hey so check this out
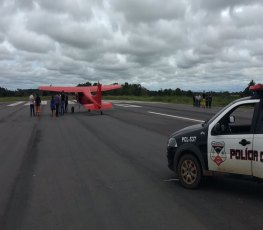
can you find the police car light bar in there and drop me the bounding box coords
[250,84,263,98]
[249,84,263,92]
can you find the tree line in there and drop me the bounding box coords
[0,87,36,97]
[76,80,257,97]
[0,80,256,97]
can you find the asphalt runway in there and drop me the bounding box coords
[0,100,262,230]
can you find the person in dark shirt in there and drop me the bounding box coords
[50,96,56,117]
[65,95,69,113]
[54,93,60,117]
[35,94,41,117]
[60,91,65,115]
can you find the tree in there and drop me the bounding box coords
[241,80,256,97]
[175,88,182,96]
[77,81,92,86]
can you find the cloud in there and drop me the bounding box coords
[111,0,186,23]
[0,0,263,91]
[191,0,262,11]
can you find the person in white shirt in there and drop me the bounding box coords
[29,94,35,116]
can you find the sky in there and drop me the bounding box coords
[0,0,263,92]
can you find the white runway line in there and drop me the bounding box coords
[148,111,204,123]
[8,101,25,107]
[68,100,76,104]
[114,104,142,108]
[163,178,179,182]
[24,100,47,106]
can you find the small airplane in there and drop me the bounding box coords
[38,83,122,115]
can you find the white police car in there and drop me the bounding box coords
[167,84,263,189]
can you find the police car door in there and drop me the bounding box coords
[207,100,259,175]
[252,102,263,179]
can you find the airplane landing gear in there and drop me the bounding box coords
[100,110,103,115]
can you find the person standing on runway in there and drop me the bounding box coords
[54,93,60,117]
[65,94,69,113]
[35,94,41,117]
[60,91,65,115]
[29,93,35,117]
[50,95,56,117]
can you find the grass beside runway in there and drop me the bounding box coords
[104,95,240,107]
[0,96,51,102]
[0,95,75,103]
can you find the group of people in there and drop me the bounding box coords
[50,92,69,117]
[29,94,41,117]
[193,92,212,108]
[29,91,69,117]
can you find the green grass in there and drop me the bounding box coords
[212,95,240,107]
[0,96,52,102]
[0,96,29,102]
[104,95,193,103]
[104,95,240,107]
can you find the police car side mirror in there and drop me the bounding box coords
[229,115,235,123]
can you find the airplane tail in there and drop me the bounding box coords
[82,82,116,112]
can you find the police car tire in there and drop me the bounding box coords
[178,154,202,189]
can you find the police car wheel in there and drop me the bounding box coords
[178,154,202,189]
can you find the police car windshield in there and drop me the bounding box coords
[206,97,251,126]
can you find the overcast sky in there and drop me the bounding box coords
[0,0,262,92]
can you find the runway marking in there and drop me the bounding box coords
[115,104,142,108]
[163,178,179,182]
[68,100,76,104]
[24,100,47,106]
[8,101,25,106]
[148,111,204,123]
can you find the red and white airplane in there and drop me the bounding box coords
[38,83,122,114]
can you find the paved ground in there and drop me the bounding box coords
[0,100,262,230]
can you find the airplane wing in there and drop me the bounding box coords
[38,86,87,93]
[38,84,122,93]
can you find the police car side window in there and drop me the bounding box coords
[232,103,256,134]
[216,103,256,135]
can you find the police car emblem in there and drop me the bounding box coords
[210,141,226,166]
